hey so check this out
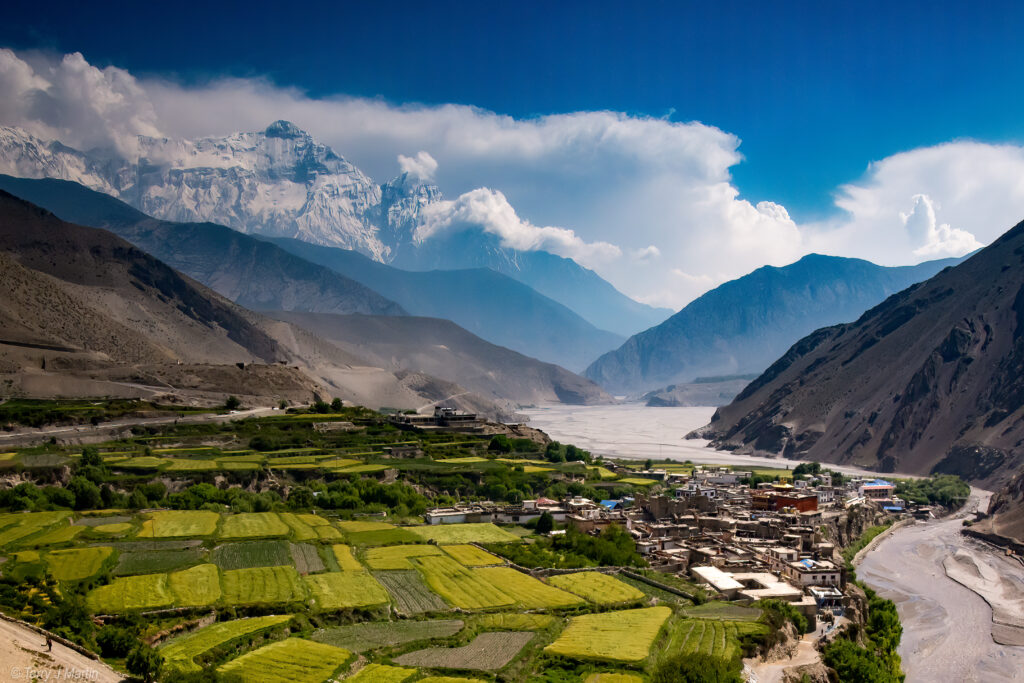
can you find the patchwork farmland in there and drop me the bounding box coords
[0,401,785,682]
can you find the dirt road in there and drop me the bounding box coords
[0,618,124,682]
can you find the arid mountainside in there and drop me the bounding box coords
[696,219,1024,490]
[271,311,612,405]
[0,191,512,417]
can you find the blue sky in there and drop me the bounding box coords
[2,1,1024,307]
[4,0,1023,220]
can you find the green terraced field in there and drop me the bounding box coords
[330,544,364,572]
[210,540,292,570]
[161,615,294,672]
[441,544,503,566]
[87,572,173,612]
[344,528,421,546]
[219,512,290,539]
[167,563,221,607]
[45,546,113,581]
[303,571,390,610]
[365,544,442,570]
[408,523,520,544]
[414,556,513,610]
[114,547,206,576]
[345,664,416,682]
[544,606,672,663]
[547,572,646,606]
[217,638,351,683]
[221,566,307,606]
[477,567,585,609]
[138,510,220,538]
[374,570,451,614]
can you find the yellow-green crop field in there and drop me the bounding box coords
[220,512,290,539]
[408,523,520,544]
[441,544,503,566]
[160,615,294,672]
[331,544,365,571]
[138,510,219,538]
[92,522,133,535]
[584,674,645,683]
[217,638,351,683]
[23,524,84,547]
[87,572,174,612]
[414,556,513,610]
[221,565,307,606]
[547,572,646,606]
[164,459,219,471]
[419,677,488,683]
[45,546,112,581]
[0,511,71,547]
[474,613,556,630]
[477,567,585,609]
[334,464,389,474]
[615,478,658,487]
[365,544,442,570]
[279,512,326,541]
[168,563,221,606]
[346,663,417,682]
[336,520,395,532]
[304,571,390,610]
[544,606,672,663]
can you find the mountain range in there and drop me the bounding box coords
[0,123,669,339]
[585,253,965,394]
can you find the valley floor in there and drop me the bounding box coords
[857,489,1024,682]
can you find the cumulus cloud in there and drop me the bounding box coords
[397,150,438,181]
[416,188,622,268]
[1,48,1023,309]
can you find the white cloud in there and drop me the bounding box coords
[1,49,1023,310]
[397,150,438,181]
[416,187,622,268]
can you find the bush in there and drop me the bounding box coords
[126,644,163,682]
[97,625,136,657]
[652,653,742,683]
[224,396,241,411]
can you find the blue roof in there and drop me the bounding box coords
[799,559,815,568]
[865,479,894,487]
[883,505,903,511]
[599,500,619,509]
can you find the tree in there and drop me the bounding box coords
[224,396,241,410]
[652,653,741,683]
[287,486,315,510]
[645,458,654,470]
[67,476,101,510]
[536,511,554,535]
[97,625,136,657]
[126,644,163,682]
[488,435,512,453]
[128,489,149,510]
[330,398,343,411]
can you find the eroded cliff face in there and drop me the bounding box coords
[696,219,1024,489]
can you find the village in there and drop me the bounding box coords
[424,463,921,632]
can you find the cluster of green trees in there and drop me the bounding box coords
[486,524,645,568]
[822,585,904,683]
[896,474,970,507]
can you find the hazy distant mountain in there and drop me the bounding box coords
[0,123,668,337]
[271,311,612,406]
[585,253,965,394]
[265,237,624,372]
[697,221,1024,489]
[392,229,672,337]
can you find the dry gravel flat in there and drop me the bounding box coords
[0,618,124,683]
[858,489,1024,682]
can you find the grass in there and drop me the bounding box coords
[336,520,395,532]
[441,544,504,566]
[114,547,205,576]
[210,540,292,570]
[278,512,324,541]
[544,606,672,663]
[394,630,534,671]
[163,459,219,472]
[615,478,658,487]
[87,572,174,613]
[219,512,290,539]
[217,638,351,683]
[414,555,513,610]
[221,566,307,606]
[303,571,391,610]
[374,570,451,614]
[419,677,488,683]
[168,563,221,607]
[312,619,464,653]
[547,572,646,606]
[21,524,85,547]
[661,617,768,662]
[0,511,72,547]
[138,510,219,538]
[330,544,364,572]
[584,674,644,683]
[114,456,171,469]
[160,615,294,673]
[45,547,113,581]
[345,664,416,682]
[408,523,521,544]
[334,464,389,474]
[92,522,133,536]
[365,544,443,570]
[477,567,585,609]
[681,602,763,621]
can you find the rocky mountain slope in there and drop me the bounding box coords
[0,123,667,337]
[586,253,964,394]
[271,311,612,406]
[695,220,1024,489]
[0,191,512,417]
[267,237,624,372]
